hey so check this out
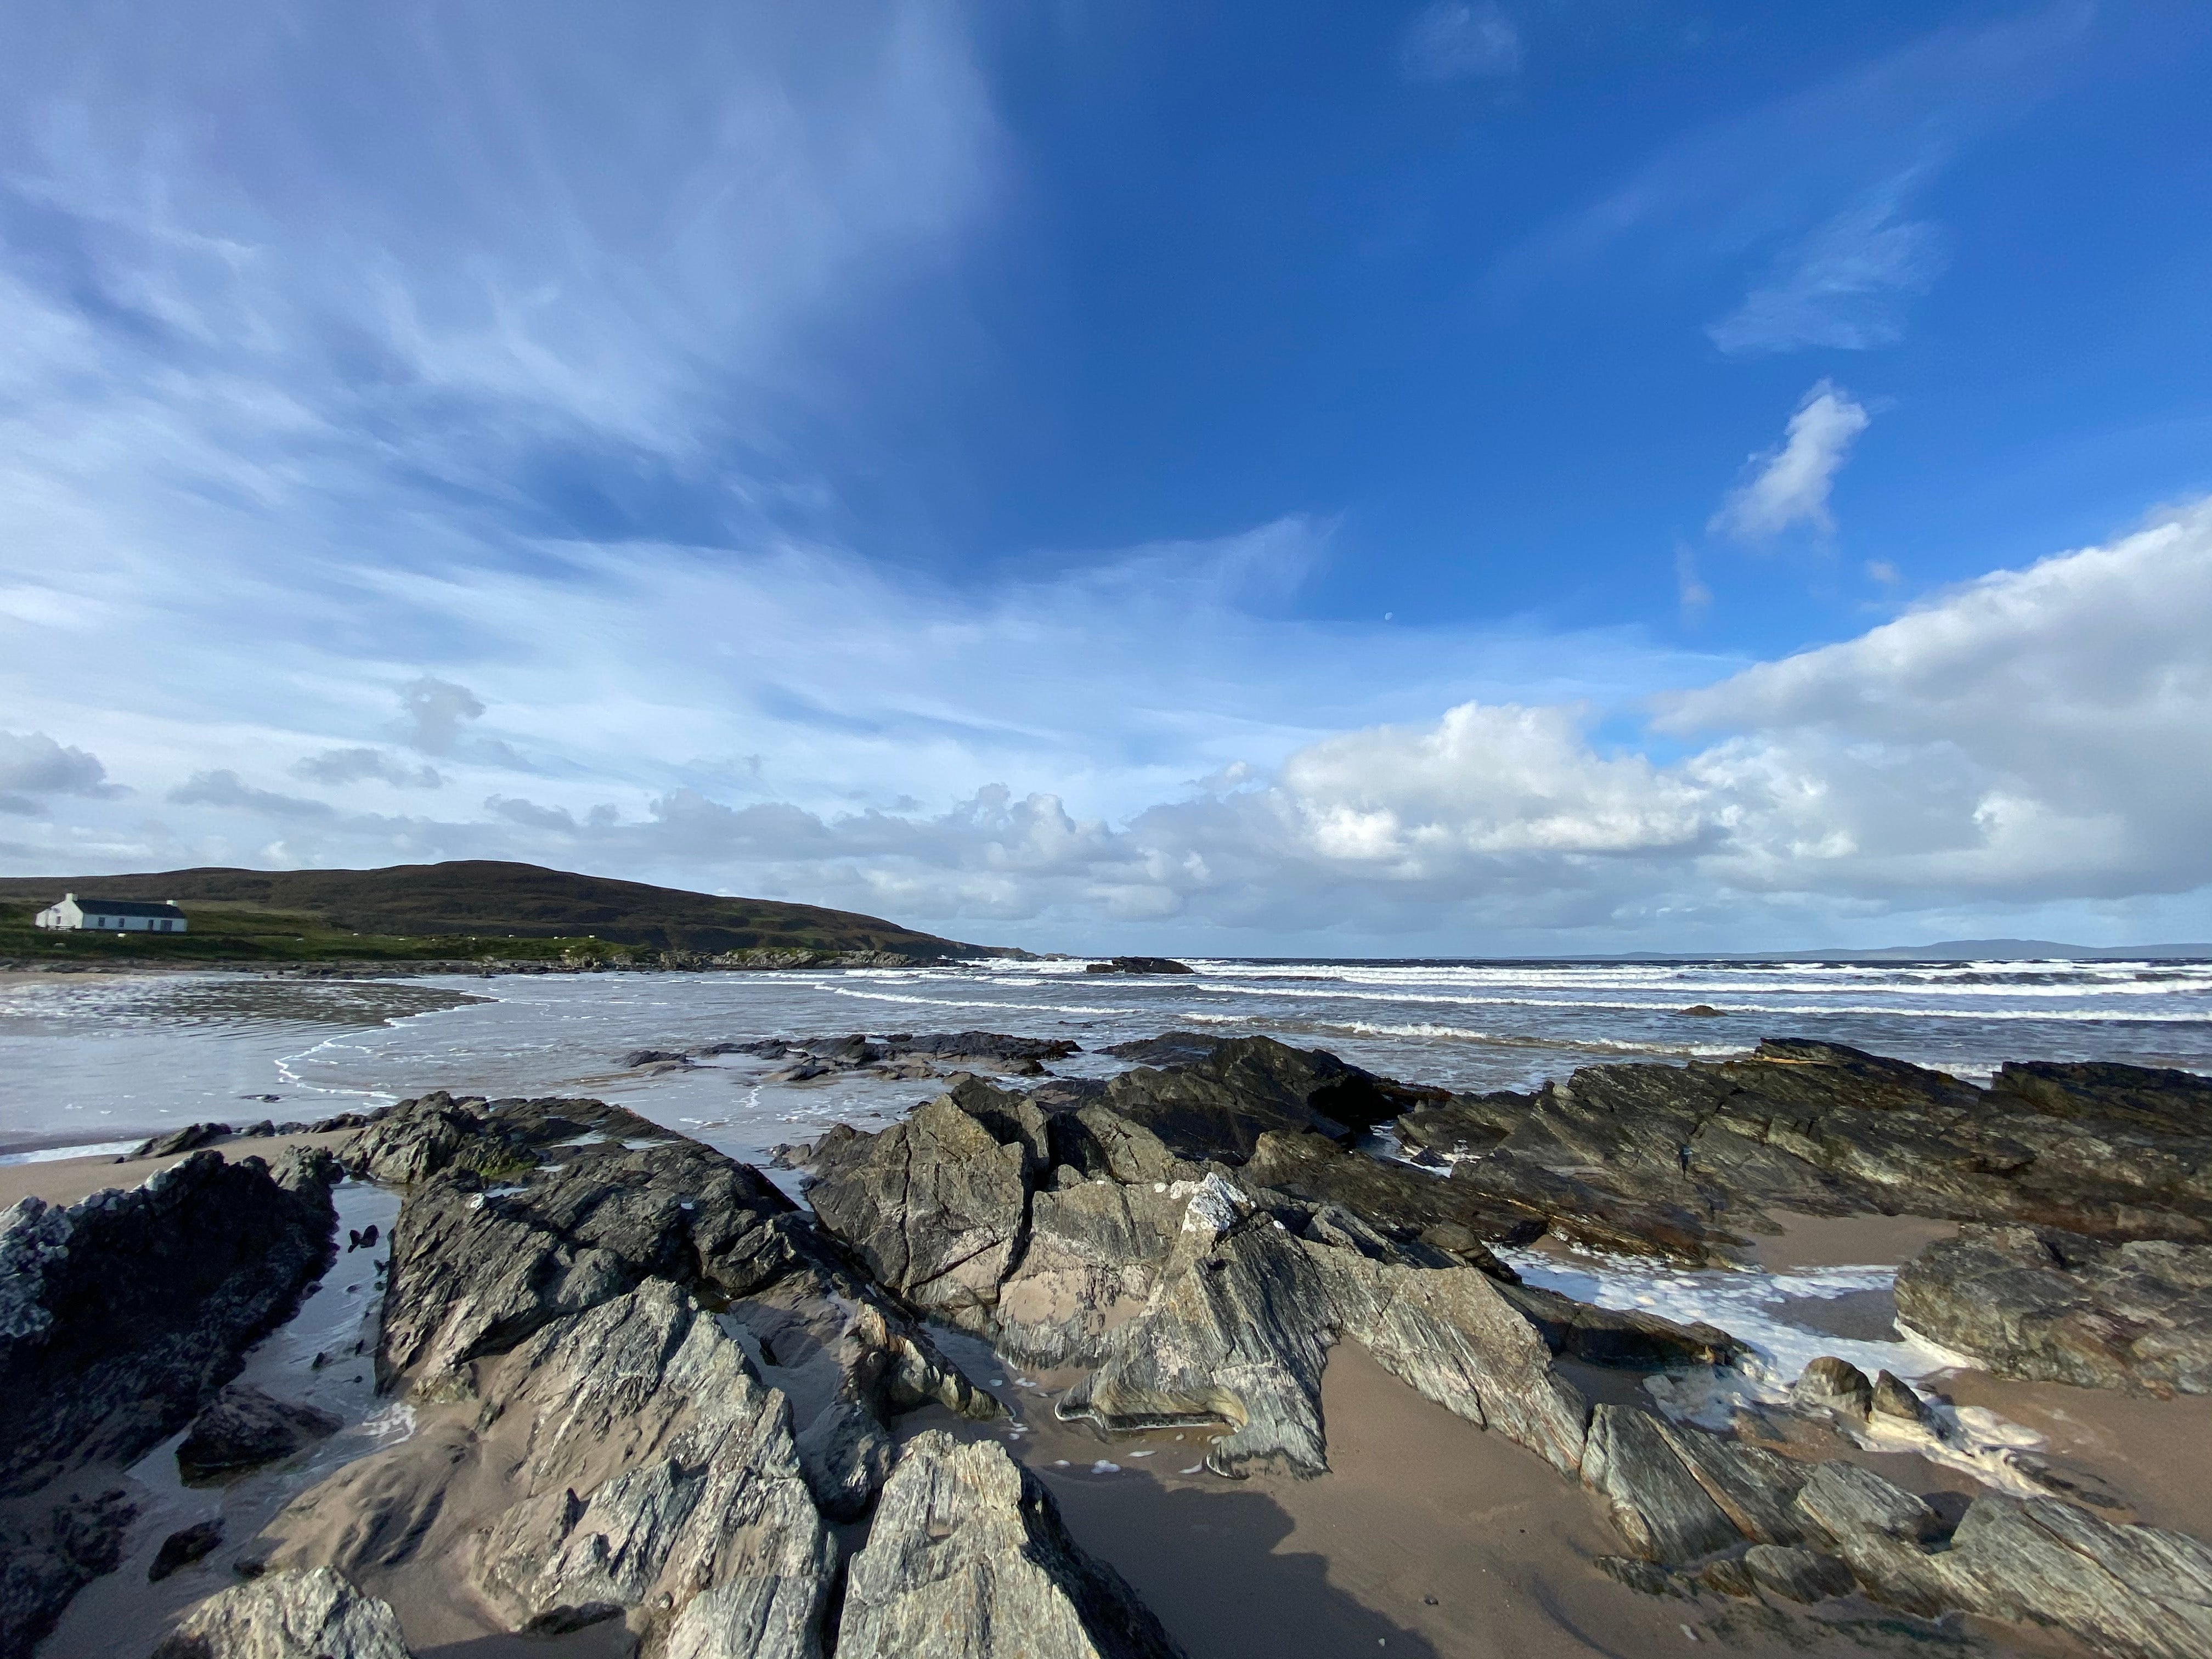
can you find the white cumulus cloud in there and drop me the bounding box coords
[1710,381,1871,540]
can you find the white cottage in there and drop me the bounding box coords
[35,894,189,933]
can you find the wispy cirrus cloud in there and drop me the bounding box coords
[1398,3,1522,83]
[1707,176,1948,355]
[1493,3,2089,350]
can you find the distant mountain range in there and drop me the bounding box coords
[1607,939,2212,963]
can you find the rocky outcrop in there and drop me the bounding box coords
[0,1148,337,1489]
[469,1283,835,1655]
[1895,1224,2212,1395]
[640,1031,1082,1082]
[840,1431,1186,1659]
[151,1566,410,1659]
[356,1093,863,1395]
[212,1092,1190,1659]
[806,1097,1031,1327]
[177,1385,343,1481]
[1392,1040,2212,1263]
[1082,957,1194,975]
[0,1491,134,1659]
[1094,1034,1415,1162]
[0,1149,336,1654]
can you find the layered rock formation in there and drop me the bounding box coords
[1895,1223,2212,1395]
[1396,1039,2212,1264]
[202,1091,1174,1659]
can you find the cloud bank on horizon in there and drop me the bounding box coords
[2,1,2208,955]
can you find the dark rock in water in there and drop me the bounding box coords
[1098,1033,1409,1163]
[151,1566,410,1659]
[619,1047,690,1068]
[177,1385,342,1481]
[129,1123,233,1159]
[1679,1005,1725,1017]
[1239,1130,1537,1264]
[1870,1369,1930,1425]
[837,1430,1188,1659]
[1792,1356,1874,1423]
[888,1031,1082,1063]
[148,1519,224,1583]
[1376,1039,2212,1263]
[0,1489,134,1659]
[0,1148,338,1490]
[1742,1544,1852,1603]
[1985,1060,2212,1139]
[1082,957,1195,975]
[1894,1223,2212,1395]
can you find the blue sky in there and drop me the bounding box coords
[2,1,2209,953]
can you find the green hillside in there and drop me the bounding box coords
[0,860,1013,967]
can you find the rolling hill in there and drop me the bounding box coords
[0,860,1016,965]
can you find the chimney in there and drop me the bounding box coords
[167,898,179,907]
[64,891,74,901]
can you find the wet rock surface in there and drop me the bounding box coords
[1896,1223,2212,1395]
[1393,1039,2212,1265]
[14,1030,2211,1659]
[0,1147,338,1654]
[176,1385,343,1482]
[628,1030,1084,1082]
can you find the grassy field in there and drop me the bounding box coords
[0,860,1009,967]
[0,899,635,966]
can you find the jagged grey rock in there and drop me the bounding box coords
[1940,1494,2212,1659]
[1895,1224,2212,1395]
[1647,1418,1805,1547]
[0,1148,337,1487]
[361,1093,899,1396]
[1578,1406,1741,1564]
[1791,1462,1940,1545]
[151,1566,411,1659]
[1741,1544,1853,1603]
[837,1430,1186,1659]
[994,1179,1192,1366]
[466,1281,834,1655]
[805,1096,1030,1328]
[1095,1034,1409,1161]
[177,1385,342,1480]
[1393,1041,2212,1264]
[0,1489,134,1659]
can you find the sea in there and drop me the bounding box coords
[4,955,2208,1413]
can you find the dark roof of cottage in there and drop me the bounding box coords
[64,897,185,918]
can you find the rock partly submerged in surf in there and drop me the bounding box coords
[1895,1222,2212,1396]
[1394,1038,2212,1265]
[177,1385,343,1482]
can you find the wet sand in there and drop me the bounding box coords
[1926,1370,2212,1541]
[0,1132,354,1211]
[1744,1210,1958,1272]
[938,1341,2021,1658]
